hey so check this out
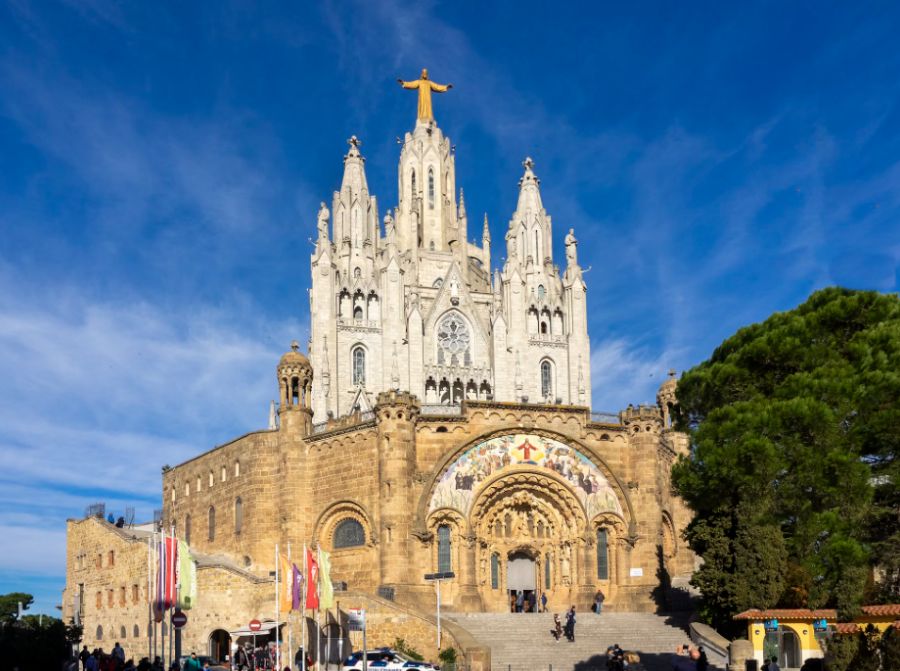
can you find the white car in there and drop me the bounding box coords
[342,648,439,670]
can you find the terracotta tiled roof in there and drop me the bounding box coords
[834,623,860,634]
[860,604,900,617]
[733,608,837,621]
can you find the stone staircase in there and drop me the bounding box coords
[446,612,718,671]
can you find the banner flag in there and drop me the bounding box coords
[291,563,303,611]
[279,553,293,613]
[176,540,197,610]
[155,534,178,614]
[318,549,334,609]
[305,547,319,610]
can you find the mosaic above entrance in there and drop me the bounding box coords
[428,434,623,519]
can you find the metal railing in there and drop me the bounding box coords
[589,411,620,424]
[420,404,464,416]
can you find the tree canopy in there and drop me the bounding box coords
[672,288,900,632]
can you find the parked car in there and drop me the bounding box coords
[342,648,439,670]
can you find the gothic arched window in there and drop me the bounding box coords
[537,284,545,299]
[96,625,103,641]
[411,169,417,198]
[490,553,499,589]
[541,360,553,400]
[334,518,366,549]
[234,497,243,535]
[352,346,366,385]
[437,525,452,572]
[133,624,140,638]
[208,506,216,541]
[437,313,471,367]
[597,528,609,580]
[545,552,552,588]
[428,168,435,209]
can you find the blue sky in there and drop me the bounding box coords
[2,1,899,615]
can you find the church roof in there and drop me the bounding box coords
[279,340,310,368]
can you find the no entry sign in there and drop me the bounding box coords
[249,619,262,632]
[171,611,188,629]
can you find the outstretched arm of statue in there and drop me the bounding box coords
[430,82,453,92]
[399,79,420,89]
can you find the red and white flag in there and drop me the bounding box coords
[155,534,178,618]
[305,547,319,609]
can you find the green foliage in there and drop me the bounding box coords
[0,592,33,623]
[438,647,458,664]
[880,625,900,670]
[823,633,858,671]
[672,288,900,630]
[391,638,424,661]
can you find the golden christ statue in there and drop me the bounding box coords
[397,68,453,121]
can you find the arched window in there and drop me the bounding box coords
[437,524,452,572]
[221,466,226,482]
[196,476,201,493]
[234,461,240,477]
[208,506,216,541]
[352,346,366,386]
[534,229,540,261]
[132,585,139,603]
[96,625,103,641]
[120,625,126,639]
[184,482,189,497]
[119,586,126,605]
[95,591,102,609]
[184,514,191,545]
[490,553,499,589]
[108,550,115,567]
[354,267,361,279]
[333,518,366,549]
[133,624,140,638]
[597,528,609,580]
[545,552,552,588]
[541,360,553,400]
[353,305,363,319]
[170,487,175,502]
[234,497,243,535]
[411,169,417,198]
[208,471,214,487]
[428,168,435,209]
[537,284,545,299]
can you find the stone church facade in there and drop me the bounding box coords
[63,97,695,665]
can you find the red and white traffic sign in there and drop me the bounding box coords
[248,619,262,632]
[171,611,188,629]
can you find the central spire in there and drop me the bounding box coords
[397,68,453,122]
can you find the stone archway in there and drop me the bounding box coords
[469,469,589,612]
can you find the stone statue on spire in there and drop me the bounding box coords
[397,68,453,121]
[565,228,578,267]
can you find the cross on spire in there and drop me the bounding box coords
[523,157,535,171]
[347,135,362,149]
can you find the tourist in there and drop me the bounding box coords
[695,645,709,671]
[594,588,605,614]
[564,605,576,642]
[768,656,780,671]
[540,591,548,612]
[113,643,125,664]
[515,590,524,612]
[528,591,536,613]
[551,613,562,641]
[183,653,202,671]
[80,646,92,671]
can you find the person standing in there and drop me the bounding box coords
[183,653,202,671]
[80,646,91,671]
[112,643,125,664]
[594,589,605,614]
[540,592,548,613]
[768,656,780,671]
[515,590,524,613]
[551,614,562,641]
[564,606,576,642]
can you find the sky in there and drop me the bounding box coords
[2,1,900,615]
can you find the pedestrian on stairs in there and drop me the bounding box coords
[515,590,524,613]
[541,592,548,612]
[564,605,576,642]
[551,613,562,641]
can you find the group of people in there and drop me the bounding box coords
[509,590,549,612]
[72,644,180,671]
[550,606,578,642]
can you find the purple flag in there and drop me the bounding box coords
[292,563,303,611]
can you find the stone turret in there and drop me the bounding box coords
[656,369,678,428]
[277,341,313,435]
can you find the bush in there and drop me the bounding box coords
[391,638,424,661]
[438,647,457,664]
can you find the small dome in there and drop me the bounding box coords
[658,369,678,394]
[279,340,310,368]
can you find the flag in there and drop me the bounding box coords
[279,553,293,613]
[305,547,319,609]
[155,534,178,615]
[177,540,197,610]
[291,563,303,611]
[318,549,333,609]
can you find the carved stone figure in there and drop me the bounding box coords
[317,202,330,240]
[565,228,578,266]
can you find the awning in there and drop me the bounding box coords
[228,621,282,636]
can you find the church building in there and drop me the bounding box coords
[62,72,696,667]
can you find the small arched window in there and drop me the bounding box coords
[234,497,243,535]
[133,624,140,638]
[333,518,366,549]
[221,466,226,482]
[352,346,366,386]
[170,487,175,503]
[208,506,216,541]
[120,625,126,639]
[195,476,201,493]
[490,553,499,589]
[428,168,435,209]
[184,482,189,497]
[437,524,452,572]
[354,267,361,279]
[96,591,102,609]
[96,625,103,641]
[235,461,240,477]
[208,471,214,488]
[537,284,545,299]
[545,552,552,588]
[184,514,191,545]
[541,360,553,399]
[132,585,139,603]
[108,550,115,567]
[597,528,609,580]
[411,169,417,198]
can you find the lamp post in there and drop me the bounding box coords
[424,571,455,652]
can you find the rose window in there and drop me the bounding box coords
[437,314,471,366]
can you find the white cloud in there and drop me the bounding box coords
[590,338,685,411]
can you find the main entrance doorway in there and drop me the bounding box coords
[507,552,537,611]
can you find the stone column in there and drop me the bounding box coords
[457,533,482,610]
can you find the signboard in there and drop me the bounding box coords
[813,618,828,632]
[347,608,366,632]
[629,567,643,577]
[171,611,188,630]
[248,619,262,632]
[764,618,780,632]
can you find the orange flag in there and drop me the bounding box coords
[279,553,293,613]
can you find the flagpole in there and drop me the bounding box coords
[288,542,293,671]
[170,525,175,669]
[301,544,306,671]
[161,532,167,671]
[316,546,322,671]
[147,531,152,662]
